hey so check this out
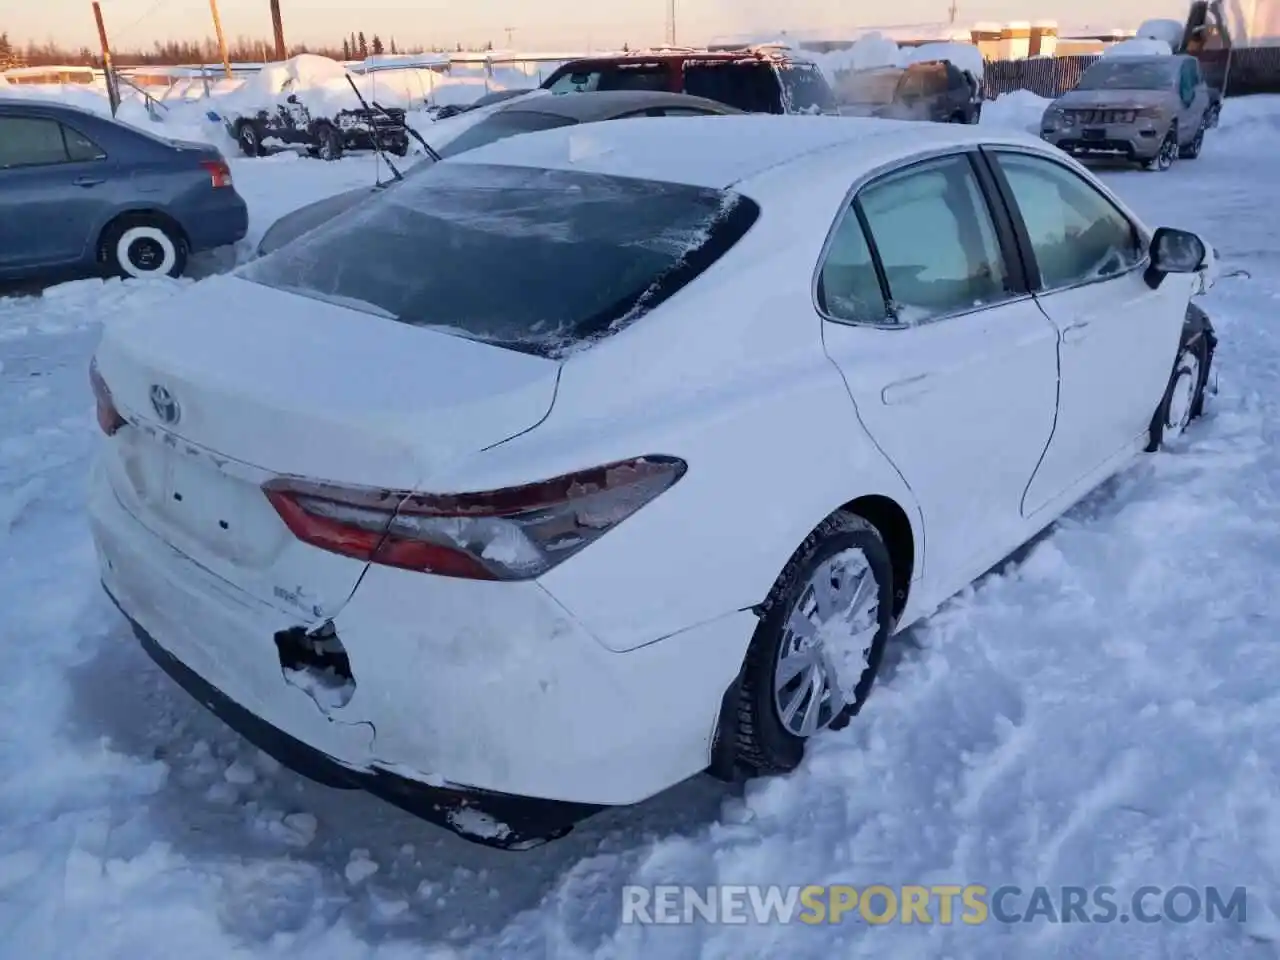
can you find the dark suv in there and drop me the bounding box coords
[843,60,983,124]
[539,46,839,115]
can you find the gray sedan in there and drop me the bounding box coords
[0,98,248,282]
[256,89,740,255]
[1039,54,1213,171]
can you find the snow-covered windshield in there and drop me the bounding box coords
[1077,59,1176,91]
[237,163,759,358]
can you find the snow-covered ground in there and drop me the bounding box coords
[2,95,1280,959]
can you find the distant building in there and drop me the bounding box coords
[3,64,97,84]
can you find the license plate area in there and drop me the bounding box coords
[123,436,285,567]
[1081,128,1106,141]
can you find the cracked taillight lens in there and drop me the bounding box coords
[264,456,687,580]
[89,357,125,436]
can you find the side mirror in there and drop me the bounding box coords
[1144,226,1206,289]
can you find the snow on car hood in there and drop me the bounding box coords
[1054,88,1173,110]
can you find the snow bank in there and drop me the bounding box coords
[812,32,905,83]
[1137,18,1186,48]
[1101,37,1174,58]
[0,81,225,147]
[981,89,1051,134]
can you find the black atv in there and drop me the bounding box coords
[230,94,410,162]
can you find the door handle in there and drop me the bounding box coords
[73,176,105,187]
[1062,321,1090,344]
[882,373,933,405]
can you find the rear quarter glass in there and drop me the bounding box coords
[237,163,761,359]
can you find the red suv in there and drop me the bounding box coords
[539,46,840,115]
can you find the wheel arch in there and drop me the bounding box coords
[836,493,916,620]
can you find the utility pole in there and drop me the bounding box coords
[948,0,958,25]
[269,0,286,61]
[91,1,120,116]
[665,0,677,45]
[209,0,232,77]
[504,26,515,47]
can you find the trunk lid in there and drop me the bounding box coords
[94,273,560,618]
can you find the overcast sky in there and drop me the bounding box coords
[10,0,1184,52]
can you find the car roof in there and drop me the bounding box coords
[448,114,1050,191]
[0,96,96,117]
[493,89,738,121]
[555,45,818,68]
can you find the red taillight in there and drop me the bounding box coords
[89,357,126,436]
[263,456,687,581]
[200,159,233,188]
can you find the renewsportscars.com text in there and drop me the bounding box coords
[621,884,1248,926]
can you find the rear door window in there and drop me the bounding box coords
[596,63,670,92]
[64,124,107,161]
[856,155,1014,322]
[238,163,761,358]
[683,62,782,112]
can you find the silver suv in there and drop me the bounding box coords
[1040,54,1213,171]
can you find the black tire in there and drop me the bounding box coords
[100,215,188,280]
[1145,127,1179,172]
[315,123,343,162]
[1207,101,1222,129]
[1180,124,1205,160]
[735,512,895,775]
[235,120,263,158]
[1146,335,1208,451]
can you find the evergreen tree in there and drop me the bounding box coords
[357,31,368,58]
[342,38,351,60]
[371,35,384,55]
[389,37,398,55]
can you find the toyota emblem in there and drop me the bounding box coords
[149,384,181,425]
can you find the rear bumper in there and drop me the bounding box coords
[181,191,249,252]
[108,588,599,848]
[88,454,752,833]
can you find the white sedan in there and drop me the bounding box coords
[88,116,1218,848]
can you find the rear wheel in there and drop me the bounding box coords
[315,123,343,162]
[735,512,894,775]
[100,215,188,280]
[235,120,263,158]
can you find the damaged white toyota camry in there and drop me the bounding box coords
[88,116,1219,848]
